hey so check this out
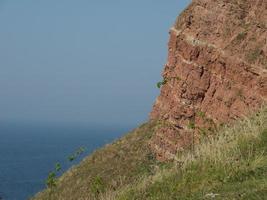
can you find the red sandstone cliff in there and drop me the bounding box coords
[150,0,267,160]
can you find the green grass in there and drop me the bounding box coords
[116,108,267,200]
[32,121,159,200]
[32,108,267,200]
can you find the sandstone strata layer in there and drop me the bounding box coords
[150,0,267,160]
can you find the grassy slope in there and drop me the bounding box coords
[32,121,159,200]
[117,108,267,200]
[33,108,267,200]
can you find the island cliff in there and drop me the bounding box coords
[33,1,267,199]
[150,0,267,160]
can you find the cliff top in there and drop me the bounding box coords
[175,0,267,70]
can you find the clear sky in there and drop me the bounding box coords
[0,0,191,127]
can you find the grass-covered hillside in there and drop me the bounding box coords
[32,121,159,200]
[33,108,267,200]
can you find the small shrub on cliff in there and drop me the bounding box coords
[45,163,62,189]
[157,79,167,88]
[68,146,86,162]
[55,163,61,172]
[45,147,86,189]
[76,146,86,155]
[46,172,57,189]
[156,77,181,89]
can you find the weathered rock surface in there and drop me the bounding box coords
[150,0,267,160]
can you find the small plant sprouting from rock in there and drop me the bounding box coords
[157,79,167,88]
[157,77,181,89]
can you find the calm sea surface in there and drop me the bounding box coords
[0,123,130,200]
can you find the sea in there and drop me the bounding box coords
[0,122,131,200]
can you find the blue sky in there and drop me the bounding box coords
[0,0,191,127]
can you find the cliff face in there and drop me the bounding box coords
[32,2,267,199]
[150,0,267,160]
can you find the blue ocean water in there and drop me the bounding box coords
[0,123,130,200]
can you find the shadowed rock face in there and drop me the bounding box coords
[150,0,267,160]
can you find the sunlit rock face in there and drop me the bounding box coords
[150,0,267,160]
